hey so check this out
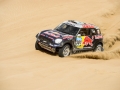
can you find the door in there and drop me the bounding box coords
[75,28,95,50]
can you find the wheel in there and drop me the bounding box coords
[58,44,70,57]
[35,41,42,50]
[94,44,104,52]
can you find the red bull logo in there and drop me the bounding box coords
[83,36,93,46]
[76,36,93,48]
[83,24,94,28]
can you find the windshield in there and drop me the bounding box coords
[55,23,79,35]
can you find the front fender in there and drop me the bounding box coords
[61,40,73,48]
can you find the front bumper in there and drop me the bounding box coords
[36,33,63,53]
[38,41,56,53]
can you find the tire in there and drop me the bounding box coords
[94,44,104,52]
[35,41,42,50]
[58,44,70,57]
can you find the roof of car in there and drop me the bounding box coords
[63,20,99,29]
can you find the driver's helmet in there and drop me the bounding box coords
[92,29,95,34]
[80,31,85,36]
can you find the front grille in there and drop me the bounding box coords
[39,42,56,53]
[39,35,54,44]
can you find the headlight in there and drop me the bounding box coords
[55,39,62,44]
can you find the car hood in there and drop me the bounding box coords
[40,30,74,40]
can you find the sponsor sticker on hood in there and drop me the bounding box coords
[63,35,73,40]
[43,31,61,38]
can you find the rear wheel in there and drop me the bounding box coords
[94,44,104,52]
[35,41,42,50]
[58,44,70,57]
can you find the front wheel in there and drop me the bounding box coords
[58,44,70,57]
[94,44,104,52]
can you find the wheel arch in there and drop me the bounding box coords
[93,42,103,51]
[97,42,103,46]
[63,43,73,50]
[58,43,72,57]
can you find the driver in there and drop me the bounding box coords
[80,31,86,36]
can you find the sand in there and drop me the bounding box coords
[0,0,120,90]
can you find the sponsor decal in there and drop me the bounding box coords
[94,35,102,39]
[44,31,60,38]
[40,33,54,41]
[48,36,54,41]
[63,35,73,40]
[41,33,45,36]
[52,31,60,35]
[76,36,86,48]
[76,36,82,46]
[83,24,94,28]
[76,36,93,48]
[83,36,93,46]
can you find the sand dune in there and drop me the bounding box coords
[0,0,120,90]
[72,0,120,60]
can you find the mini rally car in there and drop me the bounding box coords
[35,20,103,57]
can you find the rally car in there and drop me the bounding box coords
[35,20,103,57]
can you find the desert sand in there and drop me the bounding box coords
[0,0,120,90]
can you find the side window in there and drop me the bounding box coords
[79,28,89,36]
[96,29,101,35]
[90,28,97,35]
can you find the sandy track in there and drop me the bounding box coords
[0,0,120,90]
